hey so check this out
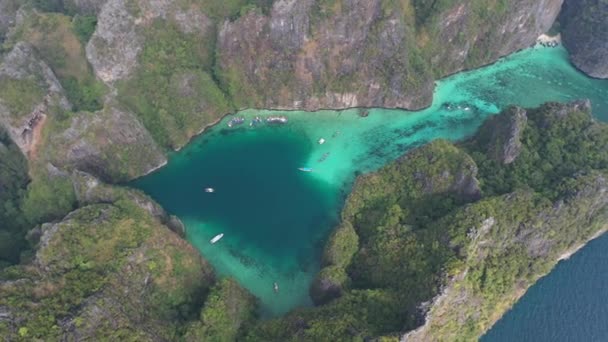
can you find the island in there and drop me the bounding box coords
[1,0,608,340]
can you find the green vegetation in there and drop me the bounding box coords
[0,77,45,119]
[196,0,274,19]
[247,103,608,340]
[184,278,258,341]
[21,171,76,225]
[119,20,231,149]
[310,221,359,304]
[72,15,97,44]
[7,12,106,113]
[0,198,221,340]
[0,130,30,267]
[468,103,608,198]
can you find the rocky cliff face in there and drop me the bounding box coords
[0,35,166,182]
[0,42,71,157]
[0,0,568,176]
[476,106,528,165]
[87,0,212,85]
[561,0,608,79]
[0,0,18,41]
[0,197,215,340]
[64,0,109,15]
[45,103,167,182]
[403,173,608,341]
[217,0,563,111]
[427,0,563,75]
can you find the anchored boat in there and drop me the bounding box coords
[210,233,224,244]
[298,167,313,172]
[204,187,215,193]
[227,117,245,128]
[266,115,288,124]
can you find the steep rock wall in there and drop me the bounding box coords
[561,0,608,79]
[217,0,563,111]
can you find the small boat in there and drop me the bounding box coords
[273,282,279,293]
[266,115,288,124]
[298,167,313,172]
[250,116,263,127]
[318,138,325,145]
[227,117,245,128]
[204,187,215,193]
[210,233,224,244]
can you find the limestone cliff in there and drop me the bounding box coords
[403,173,608,341]
[88,0,229,149]
[0,42,71,158]
[217,0,563,111]
[0,184,258,340]
[0,15,167,182]
[64,0,108,15]
[561,0,608,79]
[43,103,167,183]
[0,0,18,41]
[0,198,216,340]
[0,0,568,165]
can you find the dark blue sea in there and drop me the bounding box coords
[483,233,608,341]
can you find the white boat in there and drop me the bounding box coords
[266,115,288,124]
[273,282,279,293]
[210,233,224,244]
[318,138,325,144]
[204,187,215,193]
[298,167,313,172]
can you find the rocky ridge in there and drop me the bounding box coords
[217,0,563,111]
[0,197,215,340]
[560,0,608,79]
[243,101,608,340]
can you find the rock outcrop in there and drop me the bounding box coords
[70,170,185,236]
[0,199,215,340]
[217,0,563,111]
[0,42,71,157]
[64,0,109,15]
[87,0,212,85]
[183,278,258,342]
[310,221,359,305]
[0,0,18,41]
[428,0,564,75]
[45,103,167,182]
[403,172,608,341]
[478,106,528,165]
[561,0,608,79]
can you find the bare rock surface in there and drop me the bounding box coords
[0,42,70,156]
[561,0,608,79]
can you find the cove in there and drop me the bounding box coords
[131,45,608,317]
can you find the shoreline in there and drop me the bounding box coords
[402,225,608,341]
[135,42,567,181]
[537,33,562,45]
[558,226,607,261]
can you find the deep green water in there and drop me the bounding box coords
[132,45,608,317]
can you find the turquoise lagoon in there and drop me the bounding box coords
[132,46,608,317]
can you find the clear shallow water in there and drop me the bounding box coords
[132,46,608,317]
